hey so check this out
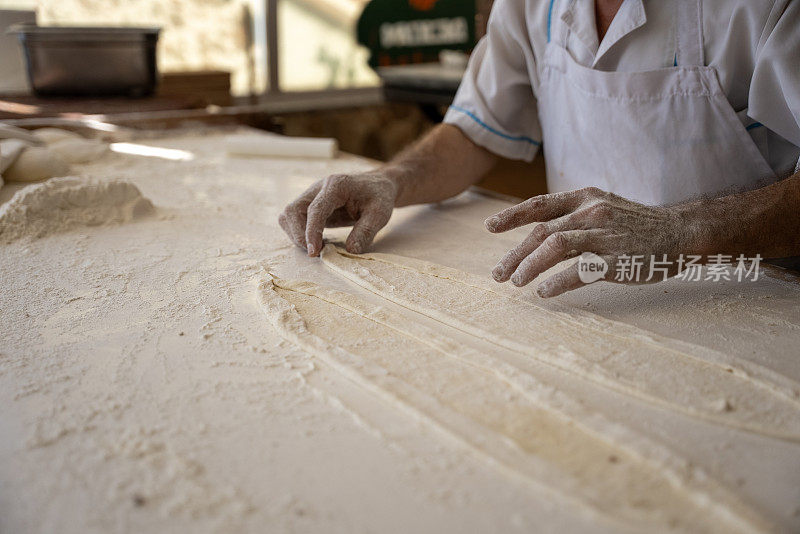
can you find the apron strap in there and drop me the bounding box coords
[676,0,705,67]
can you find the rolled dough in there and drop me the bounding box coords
[0,144,70,183]
[32,127,84,145]
[320,245,800,442]
[259,275,768,533]
[225,134,338,159]
[32,128,109,164]
[47,138,109,165]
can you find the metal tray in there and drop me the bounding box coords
[11,25,160,97]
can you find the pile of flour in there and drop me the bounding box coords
[0,176,154,244]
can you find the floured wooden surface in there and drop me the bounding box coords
[1,129,799,533]
[320,246,800,442]
[260,276,771,533]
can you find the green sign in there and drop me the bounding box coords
[357,0,476,67]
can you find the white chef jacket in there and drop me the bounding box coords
[444,0,800,178]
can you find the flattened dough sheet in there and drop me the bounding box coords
[258,276,769,533]
[320,245,800,442]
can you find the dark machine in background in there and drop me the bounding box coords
[356,0,479,121]
[14,25,160,98]
[357,0,547,200]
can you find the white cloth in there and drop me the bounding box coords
[444,0,800,201]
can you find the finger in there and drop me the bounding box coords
[278,183,322,249]
[510,230,597,287]
[345,204,391,254]
[492,231,544,282]
[536,263,586,298]
[305,186,345,257]
[485,187,603,233]
[492,211,588,282]
[278,211,307,249]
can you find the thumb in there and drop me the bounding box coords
[345,205,391,254]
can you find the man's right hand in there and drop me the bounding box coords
[278,124,499,257]
[278,172,398,257]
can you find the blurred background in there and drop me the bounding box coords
[0,0,544,197]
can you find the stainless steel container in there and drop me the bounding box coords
[12,25,160,97]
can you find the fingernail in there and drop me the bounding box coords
[307,244,317,256]
[537,284,551,298]
[492,264,504,280]
[350,243,362,254]
[485,217,499,231]
[511,274,522,286]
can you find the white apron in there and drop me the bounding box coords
[537,0,777,205]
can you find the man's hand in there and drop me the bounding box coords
[485,187,696,298]
[279,172,398,257]
[278,124,499,257]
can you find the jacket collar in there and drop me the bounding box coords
[560,0,647,67]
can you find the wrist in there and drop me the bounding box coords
[381,165,413,207]
[674,199,722,258]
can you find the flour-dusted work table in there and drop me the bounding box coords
[1,129,798,533]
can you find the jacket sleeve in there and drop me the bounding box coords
[443,0,542,162]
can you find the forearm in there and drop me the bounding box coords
[684,172,800,259]
[380,124,498,207]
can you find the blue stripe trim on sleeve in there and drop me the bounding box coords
[449,106,542,146]
[547,0,557,43]
[746,122,763,131]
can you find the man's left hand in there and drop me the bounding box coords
[485,187,700,297]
